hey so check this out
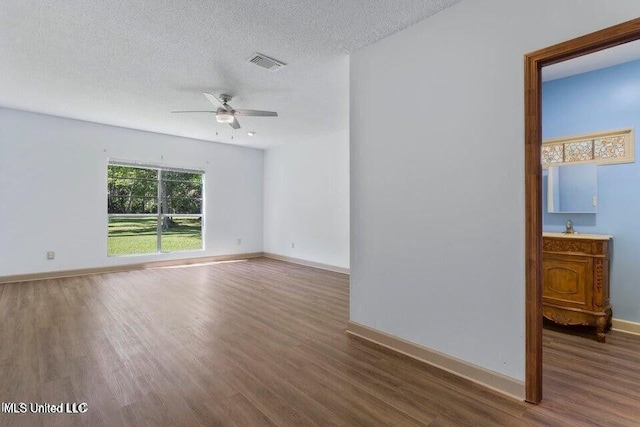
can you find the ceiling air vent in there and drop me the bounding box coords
[247,53,286,71]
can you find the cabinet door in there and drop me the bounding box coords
[542,253,593,310]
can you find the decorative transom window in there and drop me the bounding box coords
[541,128,634,168]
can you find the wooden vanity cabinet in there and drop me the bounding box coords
[542,234,612,342]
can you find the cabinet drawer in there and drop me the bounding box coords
[543,238,609,257]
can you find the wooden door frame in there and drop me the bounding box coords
[524,17,640,404]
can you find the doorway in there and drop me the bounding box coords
[524,17,640,403]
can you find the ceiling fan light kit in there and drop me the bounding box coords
[215,110,235,123]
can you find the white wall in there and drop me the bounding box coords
[0,107,263,276]
[350,0,640,385]
[264,130,349,269]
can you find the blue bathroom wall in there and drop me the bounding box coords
[543,59,640,323]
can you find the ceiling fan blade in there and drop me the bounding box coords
[204,92,233,111]
[203,92,222,107]
[233,109,278,117]
[171,110,216,113]
[229,117,241,129]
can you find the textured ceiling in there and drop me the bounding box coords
[0,0,461,148]
[543,39,640,82]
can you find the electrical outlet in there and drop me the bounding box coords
[46,251,55,260]
[237,238,242,245]
[291,242,295,249]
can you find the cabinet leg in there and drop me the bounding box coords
[596,316,607,343]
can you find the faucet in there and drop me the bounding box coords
[564,219,576,234]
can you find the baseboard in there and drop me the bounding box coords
[0,252,264,284]
[346,321,525,401]
[612,318,640,336]
[263,252,350,275]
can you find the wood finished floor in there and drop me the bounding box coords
[1,257,639,426]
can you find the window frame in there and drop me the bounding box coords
[107,160,205,256]
[541,127,634,169]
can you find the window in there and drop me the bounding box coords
[107,162,204,256]
[542,128,634,168]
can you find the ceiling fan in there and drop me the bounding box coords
[172,93,278,129]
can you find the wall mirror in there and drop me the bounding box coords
[547,163,598,213]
